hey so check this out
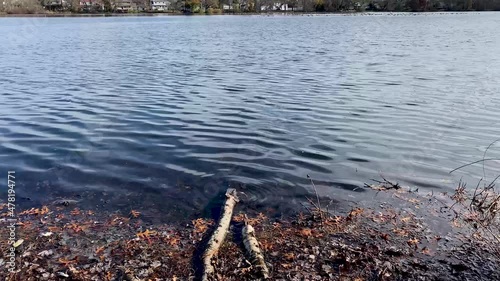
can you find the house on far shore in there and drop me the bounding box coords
[113,0,137,12]
[150,0,170,11]
[222,2,249,11]
[44,0,64,10]
[260,2,300,11]
[79,0,104,12]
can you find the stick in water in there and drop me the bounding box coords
[242,215,270,279]
[202,188,239,281]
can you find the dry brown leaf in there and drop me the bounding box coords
[192,218,212,235]
[407,238,419,246]
[96,246,105,255]
[421,247,431,255]
[58,257,78,266]
[348,208,364,218]
[409,198,420,204]
[130,210,141,218]
[48,226,60,232]
[380,233,390,240]
[393,228,409,237]
[284,252,295,261]
[232,213,246,222]
[168,237,180,246]
[401,216,412,223]
[70,208,81,216]
[299,228,312,237]
[136,229,158,239]
[66,223,86,233]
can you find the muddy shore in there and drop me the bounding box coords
[1,183,498,280]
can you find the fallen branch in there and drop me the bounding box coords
[365,176,401,191]
[202,188,240,281]
[242,215,270,279]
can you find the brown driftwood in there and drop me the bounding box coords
[202,188,239,281]
[242,216,269,279]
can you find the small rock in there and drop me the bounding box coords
[308,254,315,261]
[57,272,69,278]
[52,199,79,206]
[383,261,393,271]
[22,252,32,258]
[38,250,53,257]
[151,261,161,268]
[322,264,332,273]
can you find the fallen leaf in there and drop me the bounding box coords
[393,228,409,237]
[232,213,245,222]
[13,239,24,248]
[136,229,158,239]
[284,252,295,261]
[421,247,431,255]
[192,218,212,234]
[130,210,141,218]
[348,208,364,218]
[58,257,78,266]
[401,217,412,223]
[407,238,419,246]
[70,208,81,216]
[299,228,312,237]
[96,246,105,255]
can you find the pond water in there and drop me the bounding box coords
[1,13,499,219]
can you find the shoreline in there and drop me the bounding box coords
[0,10,493,18]
[1,182,498,280]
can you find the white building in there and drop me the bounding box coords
[150,0,170,11]
[261,3,293,11]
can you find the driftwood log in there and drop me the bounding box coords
[201,188,240,281]
[242,217,270,279]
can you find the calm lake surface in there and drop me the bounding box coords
[1,13,500,219]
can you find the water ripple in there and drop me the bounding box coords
[1,14,500,219]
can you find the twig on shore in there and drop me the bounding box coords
[306,175,325,225]
[482,138,500,181]
[201,188,239,281]
[364,176,401,191]
[449,158,500,174]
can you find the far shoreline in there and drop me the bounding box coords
[0,10,492,18]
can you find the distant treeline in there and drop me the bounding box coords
[2,0,500,15]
